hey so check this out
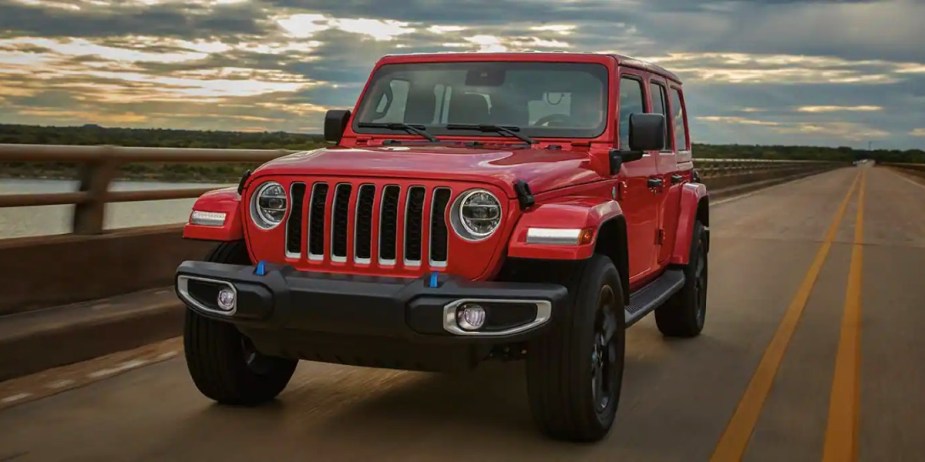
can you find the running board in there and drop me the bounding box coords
[625,269,686,326]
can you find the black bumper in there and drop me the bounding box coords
[176,261,567,356]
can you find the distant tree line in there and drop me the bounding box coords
[0,124,922,182]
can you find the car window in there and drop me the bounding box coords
[649,82,669,150]
[354,62,609,139]
[670,87,688,151]
[619,77,645,149]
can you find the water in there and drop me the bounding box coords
[0,179,232,238]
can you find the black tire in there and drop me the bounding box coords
[526,254,626,442]
[183,241,297,406]
[655,220,708,337]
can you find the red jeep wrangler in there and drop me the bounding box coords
[176,52,709,442]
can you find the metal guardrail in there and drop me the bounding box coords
[0,143,842,235]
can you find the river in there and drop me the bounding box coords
[0,179,231,239]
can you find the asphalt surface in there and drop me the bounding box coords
[2,165,923,462]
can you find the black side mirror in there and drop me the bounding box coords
[324,109,351,144]
[629,113,666,152]
[609,149,646,175]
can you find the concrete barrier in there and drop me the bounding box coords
[0,225,212,316]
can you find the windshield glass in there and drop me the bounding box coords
[352,62,609,139]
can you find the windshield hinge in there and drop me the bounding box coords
[514,180,535,210]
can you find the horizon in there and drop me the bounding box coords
[0,0,923,150]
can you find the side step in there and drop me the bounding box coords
[625,269,685,326]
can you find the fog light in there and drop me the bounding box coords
[456,303,486,331]
[216,287,236,312]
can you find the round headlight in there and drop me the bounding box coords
[450,189,502,241]
[250,181,287,229]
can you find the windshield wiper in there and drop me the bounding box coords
[445,124,536,145]
[357,122,439,143]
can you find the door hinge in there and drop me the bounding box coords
[656,229,665,245]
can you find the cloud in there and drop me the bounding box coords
[911,129,925,137]
[797,105,883,113]
[0,0,923,148]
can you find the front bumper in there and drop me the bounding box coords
[175,261,567,369]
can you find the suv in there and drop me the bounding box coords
[176,52,709,442]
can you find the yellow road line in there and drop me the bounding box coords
[822,170,867,461]
[710,171,862,462]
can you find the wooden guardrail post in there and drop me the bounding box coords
[73,146,119,235]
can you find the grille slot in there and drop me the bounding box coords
[285,182,306,257]
[379,185,400,263]
[429,188,451,265]
[404,187,426,264]
[308,183,329,259]
[331,184,352,261]
[354,184,375,263]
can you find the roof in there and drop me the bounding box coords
[376,52,682,84]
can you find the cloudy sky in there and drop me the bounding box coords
[0,0,923,149]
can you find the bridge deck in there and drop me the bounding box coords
[1,165,923,461]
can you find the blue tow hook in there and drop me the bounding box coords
[428,272,439,288]
[255,260,267,276]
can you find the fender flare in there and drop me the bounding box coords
[182,187,245,242]
[507,197,624,261]
[670,182,709,265]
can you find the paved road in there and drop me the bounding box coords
[2,166,924,461]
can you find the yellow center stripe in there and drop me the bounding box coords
[822,169,867,461]
[710,171,862,462]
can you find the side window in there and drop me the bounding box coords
[619,77,645,149]
[670,87,688,151]
[649,82,669,150]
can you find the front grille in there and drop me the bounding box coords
[285,181,454,269]
[308,183,329,259]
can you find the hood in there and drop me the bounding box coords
[252,145,603,197]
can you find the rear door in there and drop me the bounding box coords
[657,83,690,264]
[617,72,660,283]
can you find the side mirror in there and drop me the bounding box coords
[629,113,666,152]
[609,113,666,175]
[324,109,351,144]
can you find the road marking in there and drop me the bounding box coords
[822,170,866,461]
[1,393,32,404]
[710,171,862,462]
[888,168,925,190]
[86,359,149,379]
[45,379,75,390]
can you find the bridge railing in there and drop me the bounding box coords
[0,143,843,235]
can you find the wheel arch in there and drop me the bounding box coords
[594,216,630,305]
[670,183,709,265]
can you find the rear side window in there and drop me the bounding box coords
[669,87,688,150]
[649,82,669,150]
[619,77,645,149]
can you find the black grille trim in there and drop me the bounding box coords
[285,182,306,257]
[429,188,451,265]
[331,184,352,261]
[379,185,400,263]
[354,184,375,262]
[404,186,426,264]
[308,182,329,259]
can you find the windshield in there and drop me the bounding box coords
[353,62,609,139]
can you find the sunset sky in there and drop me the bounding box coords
[0,0,923,149]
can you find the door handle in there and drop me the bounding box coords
[647,177,664,188]
[671,174,683,184]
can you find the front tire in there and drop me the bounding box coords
[526,255,626,442]
[183,241,297,406]
[655,220,708,337]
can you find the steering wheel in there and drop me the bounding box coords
[533,113,572,127]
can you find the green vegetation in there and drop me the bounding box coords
[0,124,922,182]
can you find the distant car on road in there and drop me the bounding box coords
[175,52,710,442]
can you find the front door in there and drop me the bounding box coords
[649,78,680,266]
[616,73,660,284]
